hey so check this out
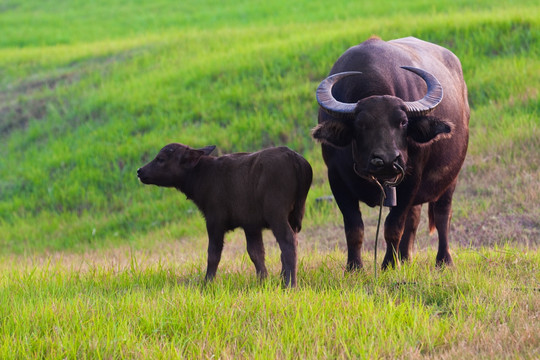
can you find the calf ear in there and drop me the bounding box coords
[312,120,354,148]
[181,149,206,168]
[407,116,453,145]
[198,145,216,156]
[181,146,216,168]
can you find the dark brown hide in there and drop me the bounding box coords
[312,37,469,269]
[138,144,313,287]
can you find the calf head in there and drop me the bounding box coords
[312,67,451,181]
[137,143,216,187]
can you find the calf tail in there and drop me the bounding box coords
[428,202,436,235]
[288,157,313,233]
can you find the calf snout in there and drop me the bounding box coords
[137,167,148,183]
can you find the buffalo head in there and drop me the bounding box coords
[137,143,216,187]
[312,66,452,182]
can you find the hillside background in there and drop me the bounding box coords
[0,0,538,254]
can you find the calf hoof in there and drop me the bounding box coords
[436,252,454,267]
[257,270,269,280]
[280,270,297,288]
[204,272,216,283]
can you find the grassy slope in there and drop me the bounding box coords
[0,1,539,358]
[1,0,538,253]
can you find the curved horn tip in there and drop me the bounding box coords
[316,71,363,118]
[401,66,443,116]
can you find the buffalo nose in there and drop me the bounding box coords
[370,157,385,168]
[392,154,402,168]
[370,153,401,171]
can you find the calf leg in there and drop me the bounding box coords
[270,220,298,287]
[398,204,422,262]
[205,224,225,281]
[432,183,457,267]
[244,229,268,279]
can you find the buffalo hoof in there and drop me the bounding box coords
[381,255,401,270]
[398,250,414,263]
[345,260,363,272]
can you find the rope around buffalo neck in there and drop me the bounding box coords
[372,179,386,280]
[351,140,405,278]
[349,168,387,279]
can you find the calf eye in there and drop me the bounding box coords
[400,118,408,127]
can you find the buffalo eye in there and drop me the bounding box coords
[156,157,165,165]
[400,118,408,127]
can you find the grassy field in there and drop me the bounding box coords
[0,0,539,358]
[1,245,538,358]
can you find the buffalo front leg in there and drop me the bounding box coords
[205,224,225,282]
[398,204,422,262]
[382,207,409,269]
[270,221,298,287]
[343,213,365,271]
[431,183,457,267]
[244,229,268,279]
[329,172,364,271]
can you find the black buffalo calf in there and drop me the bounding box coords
[138,143,312,287]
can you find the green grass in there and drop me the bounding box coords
[0,245,538,358]
[0,0,539,358]
[1,1,538,251]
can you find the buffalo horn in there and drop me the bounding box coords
[401,66,443,117]
[316,71,362,118]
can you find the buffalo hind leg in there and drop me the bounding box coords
[398,204,422,262]
[270,220,298,287]
[205,225,225,282]
[431,183,457,267]
[244,229,268,280]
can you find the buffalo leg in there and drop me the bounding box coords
[398,204,422,262]
[270,220,297,287]
[382,207,409,269]
[432,183,456,266]
[244,229,268,279]
[205,224,225,281]
[328,172,364,271]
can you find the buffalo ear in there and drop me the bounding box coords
[181,146,216,168]
[198,145,216,156]
[312,120,354,148]
[407,116,453,145]
[181,149,205,168]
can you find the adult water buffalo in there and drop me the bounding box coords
[312,36,469,270]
